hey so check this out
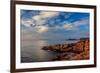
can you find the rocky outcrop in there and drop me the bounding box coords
[42,44,73,52]
[42,38,89,60]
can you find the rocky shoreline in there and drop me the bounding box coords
[42,38,89,60]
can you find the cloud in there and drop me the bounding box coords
[21,11,60,33]
[21,10,89,34]
[50,23,76,31]
[35,26,49,33]
[21,11,60,28]
[51,20,77,30]
[40,11,59,18]
[32,11,59,26]
[64,13,72,19]
[24,11,59,33]
[62,24,74,30]
[73,17,89,27]
[55,19,61,23]
[32,15,46,26]
[21,19,35,27]
[58,17,89,31]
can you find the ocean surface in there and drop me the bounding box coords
[21,39,78,63]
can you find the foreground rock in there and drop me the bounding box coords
[42,38,89,60]
[42,44,73,52]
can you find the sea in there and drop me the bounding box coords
[21,39,78,63]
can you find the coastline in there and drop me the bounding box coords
[42,38,89,61]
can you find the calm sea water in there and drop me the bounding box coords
[21,39,78,63]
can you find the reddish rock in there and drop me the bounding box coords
[84,39,89,51]
[72,41,84,53]
[42,38,90,60]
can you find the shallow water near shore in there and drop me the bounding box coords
[21,39,78,63]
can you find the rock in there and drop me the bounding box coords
[71,50,89,60]
[84,39,89,51]
[42,38,89,60]
[42,44,72,52]
[58,52,76,60]
[72,41,84,53]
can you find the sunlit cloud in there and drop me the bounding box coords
[32,15,46,26]
[35,26,49,33]
[40,11,59,18]
[32,11,59,26]
[62,24,74,30]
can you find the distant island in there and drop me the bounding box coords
[42,38,89,60]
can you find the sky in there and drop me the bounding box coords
[21,9,90,40]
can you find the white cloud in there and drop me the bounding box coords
[40,11,59,18]
[26,11,60,33]
[32,11,59,26]
[21,11,59,29]
[63,24,73,30]
[74,18,89,26]
[59,18,89,31]
[52,23,77,31]
[35,26,49,33]
[21,19,35,27]
[32,15,46,26]
[33,15,41,21]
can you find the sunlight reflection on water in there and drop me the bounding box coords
[21,39,78,63]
